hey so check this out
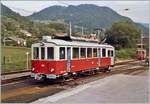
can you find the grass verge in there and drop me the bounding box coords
[1,46,31,73]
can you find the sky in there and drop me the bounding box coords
[1,1,150,23]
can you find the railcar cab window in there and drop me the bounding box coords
[80,48,86,58]
[47,47,54,59]
[111,50,114,57]
[108,50,111,57]
[93,48,97,57]
[41,47,45,59]
[73,48,79,59]
[102,48,106,57]
[59,47,65,59]
[87,48,92,58]
[33,47,39,59]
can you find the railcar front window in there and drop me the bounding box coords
[102,48,106,57]
[93,48,97,57]
[111,50,114,57]
[87,48,92,58]
[81,48,86,58]
[33,47,39,59]
[108,50,111,57]
[47,47,54,59]
[60,47,65,59]
[73,48,79,59]
[41,47,45,59]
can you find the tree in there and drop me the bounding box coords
[105,21,141,49]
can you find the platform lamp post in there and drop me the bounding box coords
[3,29,7,46]
[140,31,144,60]
[26,52,29,70]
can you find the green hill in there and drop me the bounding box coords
[1,3,67,44]
[1,3,149,38]
[28,4,149,35]
[28,4,130,29]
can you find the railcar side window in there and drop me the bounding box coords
[33,47,39,59]
[80,48,86,58]
[73,48,79,59]
[98,48,101,57]
[47,47,54,59]
[87,48,92,58]
[111,50,114,57]
[93,48,97,57]
[60,47,65,59]
[102,48,106,57]
[108,50,111,57]
[41,47,45,59]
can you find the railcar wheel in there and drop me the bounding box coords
[103,69,107,73]
[72,73,78,80]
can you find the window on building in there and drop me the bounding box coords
[102,48,106,57]
[111,50,114,57]
[87,48,92,58]
[47,47,54,59]
[59,47,65,59]
[33,47,39,59]
[108,50,111,57]
[41,47,45,59]
[73,48,79,59]
[80,48,86,58]
[93,48,97,57]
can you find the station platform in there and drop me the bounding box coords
[1,71,30,81]
[33,74,149,104]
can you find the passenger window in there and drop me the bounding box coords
[60,47,65,59]
[41,47,45,59]
[111,50,114,57]
[108,50,111,57]
[47,47,54,59]
[93,48,97,57]
[33,47,39,59]
[80,48,86,58]
[73,48,79,59]
[142,51,144,54]
[102,48,106,57]
[87,48,92,58]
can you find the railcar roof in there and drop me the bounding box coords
[33,39,114,48]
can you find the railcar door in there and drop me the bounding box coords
[110,50,115,65]
[98,48,101,66]
[67,47,71,72]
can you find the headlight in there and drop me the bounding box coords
[50,68,55,72]
[32,68,35,71]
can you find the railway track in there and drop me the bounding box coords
[1,59,137,85]
[1,60,148,103]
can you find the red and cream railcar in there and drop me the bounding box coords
[31,37,115,80]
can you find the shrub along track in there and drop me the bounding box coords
[1,60,148,103]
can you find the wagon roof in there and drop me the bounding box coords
[33,39,114,48]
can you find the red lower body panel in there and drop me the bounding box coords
[32,57,111,76]
[71,58,99,72]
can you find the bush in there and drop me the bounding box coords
[116,48,136,59]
